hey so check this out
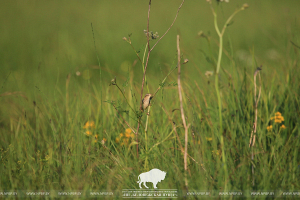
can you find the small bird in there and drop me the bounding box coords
[141,94,153,111]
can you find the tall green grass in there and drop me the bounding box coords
[0,0,300,199]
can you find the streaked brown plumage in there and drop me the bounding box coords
[141,94,153,111]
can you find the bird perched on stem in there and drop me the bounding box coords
[141,94,153,112]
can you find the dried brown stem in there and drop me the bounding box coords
[135,0,185,159]
[249,66,262,147]
[150,0,185,52]
[249,66,262,187]
[161,103,214,182]
[135,0,152,159]
[177,35,188,189]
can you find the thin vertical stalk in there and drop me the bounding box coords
[92,23,103,141]
[135,0,185,159]
[212,6,228,191]
[177,35,189,189]
[66,73,71,124]
[135,0,152,159]
[249,66,262,186]
[210,3,248,191]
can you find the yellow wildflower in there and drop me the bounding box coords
[280,124,286,129]
[125,128,132,134]
[275,112,281,116]
[116,131,134,146]
[85,130,92,136]
[83,121,95,129]
[206,137,213,141]
[125,132,131,138]
[274,118,282,123]
[267,125,273,131]
[271,112,284,123]
[94,134,98,143]
[279,116,284,121]
[274,115,284,123]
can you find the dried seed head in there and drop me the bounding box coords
[216,0,229,3]
[198,31,204,37]
[110,77,117,86]
[205,71,214,78]
[241,3,249,10]
[183,59,189,64]
[144,30,159,40]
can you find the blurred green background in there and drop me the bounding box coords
[1,0,300,197]
[1,0,299,92]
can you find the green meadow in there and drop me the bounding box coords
[0,0,300,199]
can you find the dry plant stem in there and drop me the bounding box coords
[162,103,214,182]
[161,103,214,180]
[136,0,185,158]
[142,64,177,163]
[138,0,152,110]
[142,43,150,94]
[126,40,148,93]
[160,104,185,157]
[177,35,189,189]
[128,42,150,94]
[145,107,151,133]
[144,105,151,170]
[150,0,185,52]
[135,0,152,159]
[249,68,262,186]
[249,70,261,147]
[140,42,151,168]
[129,42,143,65]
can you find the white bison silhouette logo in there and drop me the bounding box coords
[137,168,167,189]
